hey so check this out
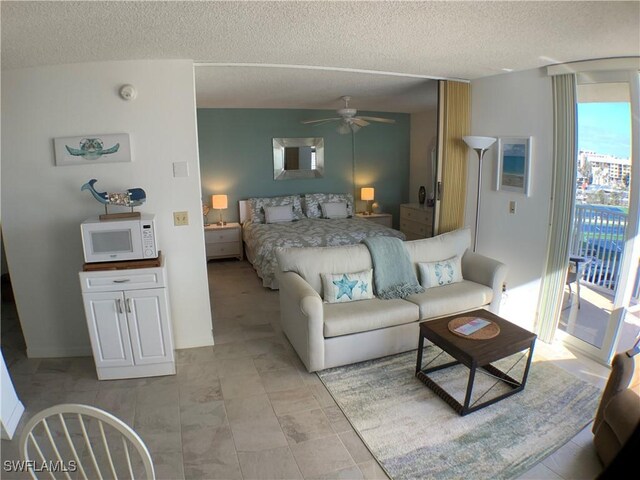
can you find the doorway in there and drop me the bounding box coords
[557,71,640,363]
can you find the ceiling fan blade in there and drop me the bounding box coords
[301,117,340,125]
[337,122,351,135]
[352,118,370,127]
[350,123,361,133]
[305,118,340,127]
[358,116,396,124]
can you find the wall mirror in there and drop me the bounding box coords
[273,137,324,180]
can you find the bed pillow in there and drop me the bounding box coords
[247,195,304,223]
[304,193,354,218]
[321,269,374,303]
[418,255,463,289]
[320,202,349,219]
[264,205,294,223]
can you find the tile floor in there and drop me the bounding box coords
[1,260,610,479]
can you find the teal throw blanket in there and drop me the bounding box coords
[363,237,424,299]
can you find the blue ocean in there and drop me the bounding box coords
[503,155,525,175]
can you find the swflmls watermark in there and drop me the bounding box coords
[4,460,78,473]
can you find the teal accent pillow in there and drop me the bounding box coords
[418,256,463,289]
[321,269,374,303]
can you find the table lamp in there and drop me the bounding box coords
[211,194,228,226]
[361,187,375,215]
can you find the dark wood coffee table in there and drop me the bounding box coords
[415,309,536,416]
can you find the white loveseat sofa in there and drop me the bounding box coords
[275,228,507,372]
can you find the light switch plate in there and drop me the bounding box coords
[173,162,189,177]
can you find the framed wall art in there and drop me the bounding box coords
[54,133,131,166]
[496,137,531,196]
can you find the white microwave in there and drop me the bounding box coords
[81,214,158,263]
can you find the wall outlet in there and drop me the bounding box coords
[173,211,189,226]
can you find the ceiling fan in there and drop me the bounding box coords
[301,96,395,134]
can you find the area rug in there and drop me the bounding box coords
[317,347,602,480]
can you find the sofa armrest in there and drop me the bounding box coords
[461,251,508,313]
[278,271,325,372]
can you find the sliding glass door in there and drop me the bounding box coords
[557,70,640,363]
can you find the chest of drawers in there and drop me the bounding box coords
[400,203,434,240]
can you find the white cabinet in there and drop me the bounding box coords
[400,203,434,240]
[79,259,175,380]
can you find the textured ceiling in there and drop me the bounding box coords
[2,1,639,111]
[195,67,438,112]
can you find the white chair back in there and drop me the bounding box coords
[19,403,155,480]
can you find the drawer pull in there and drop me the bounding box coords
[113,279,130,283]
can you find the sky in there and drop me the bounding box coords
[577,102,631,159]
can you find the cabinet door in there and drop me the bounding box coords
[82,292,134,368]
[125,289,174,365]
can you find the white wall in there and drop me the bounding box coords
[410,110,438,203]
[1,60,213,357]
[466,68,554,330]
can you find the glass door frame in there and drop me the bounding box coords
[557,69,640,364]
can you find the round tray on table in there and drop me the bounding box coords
[447,316,500,340]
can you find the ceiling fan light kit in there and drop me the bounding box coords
[301,96,395,134]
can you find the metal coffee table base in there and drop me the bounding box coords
[415,338,536,416]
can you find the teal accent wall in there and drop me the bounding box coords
[197,108,410,227]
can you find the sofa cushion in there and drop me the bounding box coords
[405,280,493,320]
[324,298,419,338]
[418,255,463,289]
[321,270,374,303]
[276,244,372,294]
[405,228,471,278]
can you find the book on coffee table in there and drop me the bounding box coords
[454,318,491,336]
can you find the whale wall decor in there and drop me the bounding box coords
[54,133,131,166]
[81,179,146,209]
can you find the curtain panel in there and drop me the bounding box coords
[535,74,577,343]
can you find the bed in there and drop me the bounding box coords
[240,195,405,289]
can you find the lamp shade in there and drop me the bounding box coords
[361,187,375,201]
[463,136,497,150]
[211,194,228,210]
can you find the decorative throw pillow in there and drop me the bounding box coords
[418,256,463,289]
[264,205,294,223]
[304,193,354,218]
[320,202,348,219]
[321,269,374,303]
[247,195,304,223]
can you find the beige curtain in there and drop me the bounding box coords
[438,80,470,233]
[535,74,577,343]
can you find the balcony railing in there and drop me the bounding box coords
[569,204,635,298]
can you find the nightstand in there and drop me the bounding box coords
[204,222,243,260]
[355,212,393,228]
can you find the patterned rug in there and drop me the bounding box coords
[317,347,601,480]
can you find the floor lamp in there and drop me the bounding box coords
[463,136,497,252]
